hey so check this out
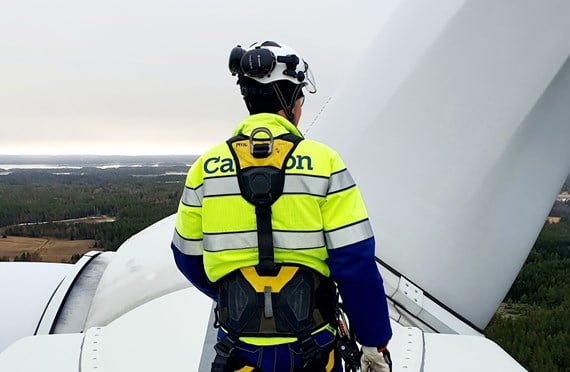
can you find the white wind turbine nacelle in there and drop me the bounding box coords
[308,0,570,330]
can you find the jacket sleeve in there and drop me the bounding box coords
[328,237,392,347]
[322,151,392,347]
[172,244,217,300]
[171,156,217,300]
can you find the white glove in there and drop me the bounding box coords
[360,346,391,372]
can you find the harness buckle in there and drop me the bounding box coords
[250,128,273,158]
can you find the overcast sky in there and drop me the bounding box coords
[0,0,398,155]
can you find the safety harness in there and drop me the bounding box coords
[211,128,337,372]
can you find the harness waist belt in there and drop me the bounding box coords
[216,265,337,337]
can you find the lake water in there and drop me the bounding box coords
[0,164,83,170]
[0,155,195,171]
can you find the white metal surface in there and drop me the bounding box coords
[423,333,525,371]
[85,214,189,328]
[35,251,103,335]
[308,0,570,330]
[0,287,212,372]
[53,251,115,334]
[0,333,83,372]
[83,287,212,372]
[0,279,524,372]
[0,262,71,352]
[380,262,480,335]
[388,323,424,371]
[393,277,424,316]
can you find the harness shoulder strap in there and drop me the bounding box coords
[226,129,302,276]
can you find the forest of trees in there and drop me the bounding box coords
[0,167,185,250]
[484,197,570,371]
[1,166,569,371]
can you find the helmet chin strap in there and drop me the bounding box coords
[271,82,303,123]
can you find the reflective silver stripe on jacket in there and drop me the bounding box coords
[203,176,240,197]
[328,169,356,194]
[325,219,373,249]
[201,174,329,197]
[203,230,325,251]
[172,230,203,255]
[283,175,328,196]
[182,185,204,207]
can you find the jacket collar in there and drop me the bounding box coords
[232,113,304,138]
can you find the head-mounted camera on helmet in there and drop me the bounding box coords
[228,41,316,93]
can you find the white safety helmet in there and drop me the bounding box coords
[229,41,317,94]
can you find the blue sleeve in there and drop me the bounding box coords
[171,244,217,300]
[328,237,392,347]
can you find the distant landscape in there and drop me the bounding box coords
[0,236,96,263]
[0,155,195,261]
[0,154,195,168]
[0,155,568,371]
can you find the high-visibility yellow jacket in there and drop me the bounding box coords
[172,113,392,348]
